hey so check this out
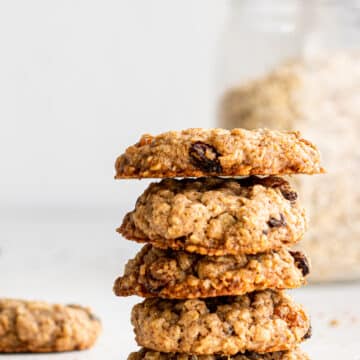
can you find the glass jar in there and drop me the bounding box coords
[216,0,360,282]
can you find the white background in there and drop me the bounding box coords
[0,0,226,209]
[0,1,359,359]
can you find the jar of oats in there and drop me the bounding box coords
[217,0,360,282]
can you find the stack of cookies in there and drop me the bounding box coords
[113,128,323,360]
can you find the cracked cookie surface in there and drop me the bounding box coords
[128,347,309,360]
[118,177,307,256]
[115,128,323,178]
[114,245,309,299]
[0,299,101,353]
[131,291,310,355]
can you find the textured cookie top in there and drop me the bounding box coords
[131,291,311,355]
[128,347,309,360]
[119,176,307,256]
[115,128,323,178]
[114,244,309,299]
[0,298,101,353]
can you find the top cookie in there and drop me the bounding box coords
[115,128,323,178]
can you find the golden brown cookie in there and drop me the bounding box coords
[115,128,324,178]
[0,298,101,353]
[114,244,309,299]
[131,291,311,355]
[118,177,307,256]
[128,347,309,360]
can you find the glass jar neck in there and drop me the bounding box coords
[230,0,303,32]
[306,1,360,28]
[303,0,360,54]
[229,0,360,52]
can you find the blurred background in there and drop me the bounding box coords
[1,1,360,359]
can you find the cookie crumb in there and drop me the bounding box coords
[329,319,339,327]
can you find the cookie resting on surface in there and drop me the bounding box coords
[0,299,101,353]
[128,347,309,360]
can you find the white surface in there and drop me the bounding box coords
[2,208,360,359]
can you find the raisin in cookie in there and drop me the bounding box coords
[118,177,307,256]
[115,128,323,178]
[114,244,309,299]
[131,291,311,355]
[128,347,309,360]
[0,299,101,353]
